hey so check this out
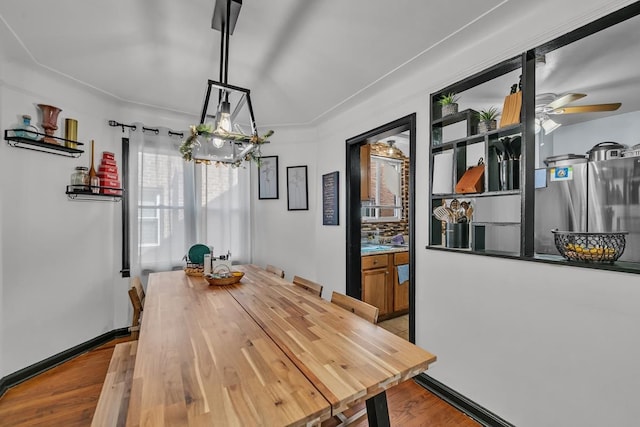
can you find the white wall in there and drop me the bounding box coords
[0,62,121,376]
[301,1,640,426]
[0,59,196,377]
[552,110,640,155]
[250,126,320,281]
[2,1,640,426]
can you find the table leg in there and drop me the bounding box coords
[365,391,390,427]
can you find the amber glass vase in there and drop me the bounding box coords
[37,104,62,144]
[89,140,99,193]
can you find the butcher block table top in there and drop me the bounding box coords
[126,265,436,426]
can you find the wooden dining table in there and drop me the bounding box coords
[126,265,436,426]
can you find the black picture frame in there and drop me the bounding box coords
[322,171,339,225]
[286,165,308,210]
[258,156,279,199]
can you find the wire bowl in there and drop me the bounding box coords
[552,230,628,264]
[205,265,244,286]
[184,262,204,277]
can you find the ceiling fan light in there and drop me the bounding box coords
[542,117,561,134]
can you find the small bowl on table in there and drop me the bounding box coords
[205,265,244,286]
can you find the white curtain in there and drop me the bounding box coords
[128,124,251,280]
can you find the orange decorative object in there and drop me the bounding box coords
[456,160,485,194]
[37,104,62,144]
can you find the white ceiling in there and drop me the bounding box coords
[0,1,638,130]
[0,0,506,128]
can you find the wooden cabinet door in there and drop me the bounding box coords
[362,267,388,316]
[393,266,410,312]
[360,144,371,201]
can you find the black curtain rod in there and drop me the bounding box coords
[108,120,184,138]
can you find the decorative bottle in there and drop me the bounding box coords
[89,140,99,194]
[16,115,39,140]
[70,166,89,192]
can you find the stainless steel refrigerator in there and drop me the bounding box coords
[535,155,640,262]
[588,156,640,261]
[534,156,588,255]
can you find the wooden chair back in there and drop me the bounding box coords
[128,277,145,340]
[266,264,285,278]
[292,275,323,297]
[131,276,145,307]
[331,291,379,324]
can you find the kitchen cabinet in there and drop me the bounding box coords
[362,266,389,316]
[393,252,409,312]
[360,144,371,201]
[361,251,408,319]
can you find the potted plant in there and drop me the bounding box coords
[476,107,499,133]
[438,92,460,116]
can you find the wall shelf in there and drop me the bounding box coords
[432,189,521,199]
[429,57,527,251]
[4,129,84,158]
[66,185,124,202]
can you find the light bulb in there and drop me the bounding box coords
[213,137,225,149]
[213,100,232,149]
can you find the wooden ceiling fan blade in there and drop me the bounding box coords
[546,93,587,110]
[552,103,622,114]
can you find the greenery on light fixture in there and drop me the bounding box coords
[179,124,274,167]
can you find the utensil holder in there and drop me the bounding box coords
[445,223,469,248]
[499,159,520,190]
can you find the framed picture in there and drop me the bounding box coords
[322,171,339,225]
[286,166,308,211]
[258,156,279,199]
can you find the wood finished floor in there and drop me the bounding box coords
[0,337,479,427]
[378,314,409,341]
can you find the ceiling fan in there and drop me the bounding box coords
[536,93,621,115]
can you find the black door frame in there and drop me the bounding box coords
[345,113,416,342]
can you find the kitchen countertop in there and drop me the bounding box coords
[361,244,409,255]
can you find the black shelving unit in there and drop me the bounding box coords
[66,185,124,202]
[428,54,528,252]
[5,129,84,158]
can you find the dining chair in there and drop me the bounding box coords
[329,291,379,425]
[330,291,379,324]
[266,264,285,278]
[292,275,323,297]
[128,277,145,340]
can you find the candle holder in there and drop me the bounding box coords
[37,104,62,144]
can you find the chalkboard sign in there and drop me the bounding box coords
[322,171,339,225]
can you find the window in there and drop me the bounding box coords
[127,125,251,277]
[137,150,190,269]
[362,155,402,221]
[139,188,160,247]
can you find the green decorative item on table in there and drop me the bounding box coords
[187,243,210,265]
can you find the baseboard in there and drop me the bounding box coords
[0,327,130,398]
[414,373,515,427]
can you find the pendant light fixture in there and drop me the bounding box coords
[183,0,273,166]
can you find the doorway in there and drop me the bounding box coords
[345,114,416,342]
